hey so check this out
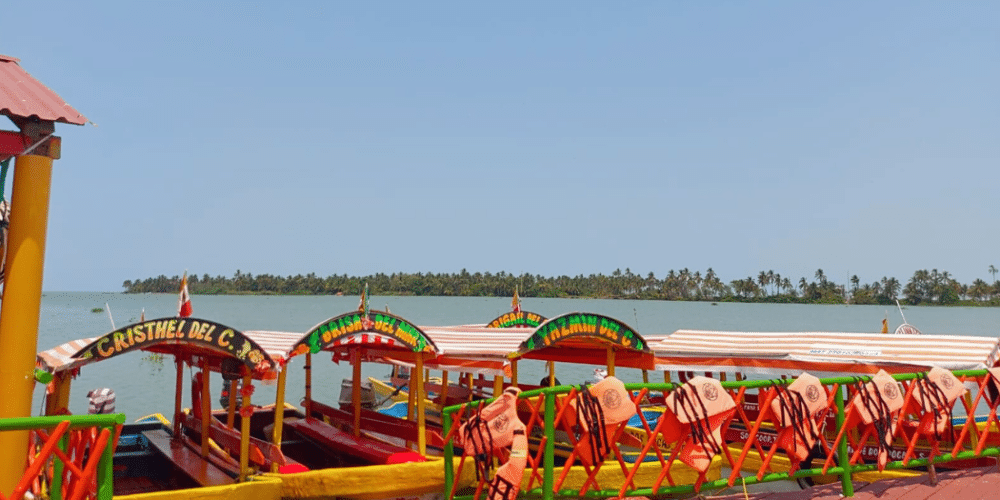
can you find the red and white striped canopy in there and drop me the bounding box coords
[651,330,1000,377]
[36,337,99,374]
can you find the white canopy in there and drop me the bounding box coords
[651,330,1000,378]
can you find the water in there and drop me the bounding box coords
[33,292,1000,420]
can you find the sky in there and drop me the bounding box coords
[2,1,997,292]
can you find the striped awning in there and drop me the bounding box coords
[651,330,1000,377]
[242,330,303,364]
[37,337,99,374]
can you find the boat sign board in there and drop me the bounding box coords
[73,317,273,370]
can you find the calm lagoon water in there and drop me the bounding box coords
[34,292,1000,420]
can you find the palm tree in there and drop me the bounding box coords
[990,265,998,284]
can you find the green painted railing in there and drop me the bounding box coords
[442,368,1000,499]
[0,413,125,500]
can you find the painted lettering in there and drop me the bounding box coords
[218,329,234,348]
[97,338,114,357]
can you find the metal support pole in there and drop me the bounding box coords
[836,384,854,497]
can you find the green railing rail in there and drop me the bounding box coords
[442,368,1000,500]
[0,413,125,500]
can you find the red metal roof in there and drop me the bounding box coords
[0,55,87,126]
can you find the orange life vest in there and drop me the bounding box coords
[769,372,828,463]
[563,376,637,466]
[661,376,736,473]
[851,369,904,470]
[906,366,965,439]
[458,387,528,500]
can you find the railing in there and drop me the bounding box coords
[442,368,1000,499]
[0,414,125,500]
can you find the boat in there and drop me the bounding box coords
[35,317,288,499]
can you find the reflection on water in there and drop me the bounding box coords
[34,292,1000,420]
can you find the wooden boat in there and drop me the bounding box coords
[35,317,287,499]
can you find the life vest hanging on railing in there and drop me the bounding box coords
[898,366,966,465]
[562,376,637,467]
[456,387,528,500]
[824,369,904,472]
[660,376,736,473]
[769,372,832,465]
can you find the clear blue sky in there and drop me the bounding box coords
[3,2,998,292]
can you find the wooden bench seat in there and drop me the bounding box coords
[308,399,445,448]
[142,429,235,487]
[283,417,410,465]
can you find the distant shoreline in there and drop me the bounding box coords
[120,268,1000,307]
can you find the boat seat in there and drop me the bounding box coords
[283,417,412,465]
[142,429,235,487]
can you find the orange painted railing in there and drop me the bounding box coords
[443,369,1000,499]
[0,414,124,500]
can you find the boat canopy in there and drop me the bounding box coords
[650,329,1000,377]
[513,312,653,368]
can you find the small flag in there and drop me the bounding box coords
[359,283,374,329]
[140,308,145,322]
[512,286,521,313]
[881,315,888,334]
[177,272,192,318]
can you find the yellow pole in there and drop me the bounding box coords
[511,360,518,387]
[493,375,503,397]
[407,374,416,421]
[467,373,474,402]
[200,359,211,458]
[304,353,312,418]
[239,372,252,482]
[547,360,555,387]
[606,347,616,377]
[226,379,238,429]
[415,353,426,455]
[664,371,671,384]
[437,370,449,408]
[0,154,53,492]
[352,349,362,437]
[44,372,72,416]
[271,367,287,461]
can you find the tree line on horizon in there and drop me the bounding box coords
[121,267,1000,306]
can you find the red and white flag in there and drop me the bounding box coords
[177,272,192,318]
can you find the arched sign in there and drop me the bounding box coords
[293,311,437,356]
[486,311,547,329]
[519,312,648,352]
[73,317,273,370]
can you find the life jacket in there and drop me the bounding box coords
[457,387,527,500]
[769,372,828,464]
[563,376,637,466]
[851,369,904,470]
[907,366,965,439]
[87,388,117,415]
[661,376,736,473]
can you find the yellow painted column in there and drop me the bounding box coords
[511,360,518,387]
[415,353,426,455]
[239,372,252,482]
[606,347,616,377]
[547,360,555,387]
[272,367,287,452]
[493,375,503,397]
[0,154,53,492]
[437,370,449,408]
[44,372,72,416]
[467,373,474,402]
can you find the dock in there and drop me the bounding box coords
[708,465,1000,500]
